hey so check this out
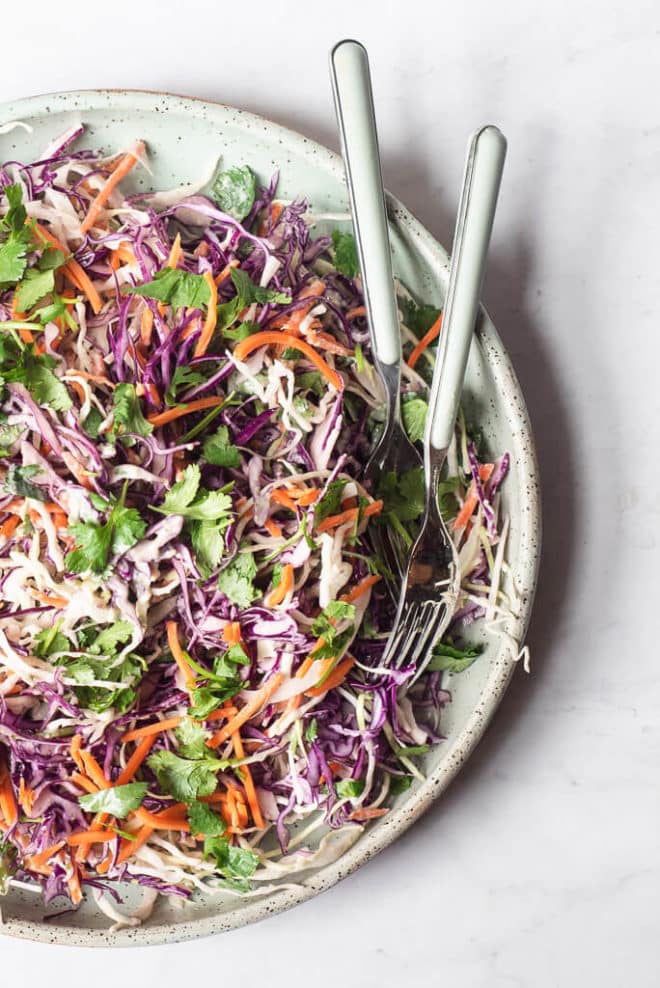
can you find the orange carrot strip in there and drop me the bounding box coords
[234,331,343,391]
[349,807,389,821]
[80,143,144,235]
[306,655,355,697]
[232,732,264,829]
[165,232,182,269]
[116,824,154,864]
[147,395,225,428]
[266,563,293,608]
[79,751,111,791]
[133,806,190,832]
[269,280,326,332]
[140,307,154,348]
[296,488,320,507]
[116,735,156,786]
[26,842,65,872]
[316,499,383,534]
[0,516,20,540]
[121,717,183,744]
[71,772,99,795]
[340,574,382,604]
[70,735,85,773]
[66,830,116,847]
[264,518,283,538]
[205,705,238,723]
[67,866,83,906]
[166,621,194,691]
[346,305,366,320]
[18,778,36,815]
[407,313,443,369]
[31,590,69,608]
[0,780,18,828]
[207,674,284,749]
[451,463,495,531]
[34,223,103,314]
[269,488,298,512]
[214,259,240,286]
[221,622,242,646]
[192,271,219,358]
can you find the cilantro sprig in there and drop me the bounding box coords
[66,482,146,574]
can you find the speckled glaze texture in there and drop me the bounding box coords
[0,91,541,947]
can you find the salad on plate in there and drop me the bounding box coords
[0,126,517,926]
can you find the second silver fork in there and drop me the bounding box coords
[384,124,508,682]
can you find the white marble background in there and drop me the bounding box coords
[1,0,658,983]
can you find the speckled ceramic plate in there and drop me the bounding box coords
[0,90,541,947]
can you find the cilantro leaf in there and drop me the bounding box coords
[296,371,325,397]
[16,267,55,312]
[124,268,212,310]
[427,640,483,674]
[310,601,356,663]
[389,775,413,796]
[176,717,209,759]
[305,718,318,742]
[109,504,147,554]
[164,365,208,406]
[190,519,226,574]
[62,652,144,714]
[89,621,134,655]
[34,624,70,659]
[3,185,27,233]
[203,834,258,879]
[0,417,25,455]
[189,686,230,719]
[82,407,104,439]
[401,397,428,444]
[5,351,73,413]
[0,238,28,285]
[399,297,441,340]
[335,779,364,799]
[314,479,347,525]
[217,552,258,609]
[377,467,425,524]
[393,744,429,758]
[3,464,45,501]
[78,782,147,817]
[157,463,200,513]
[212,165,256,222]
[310,600,355,635]
[229,267,290,306]
[438,476,462,521]
[111,383,153,441]
[65,490,146,574]
[188,800,225,837]
[331,229,359,278]
[147,750,219,803]
[202,425,240,468]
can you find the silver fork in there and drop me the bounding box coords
[330,40,421,592]
[384,124,508,682]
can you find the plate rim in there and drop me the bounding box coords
[0,88,541,947]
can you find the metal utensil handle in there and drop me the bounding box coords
[330,39,401,367]
[427,125,507,452]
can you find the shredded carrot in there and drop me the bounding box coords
[34,223,103,314]
[31,589,69,608]
[269,280,326,333]
[80,143,144,235]
[116,824,154,864]
[234,331,343,391]
[165,232,182,269]
[306,330,353,357]
[221,622,242,646]
[407,312,443,369]
[147,395,225,428]
[266,563,294,608]
[25,842,65,873]
[207,673,284,749]
[18,778,36,815]
[269,488,298,512]
[340,574,382,604]
[0,516,20,540]
[316,499,383,534]
[192,271,219,358]
[205,705,238,723]
[66,830,116,847]
[140,307,154,348]
[350,807,389,821]
[0,775,18,828]
[232,732,264,829]
[214,258,240,286]
[67,866,83,905]
[306,655,355,697]
[79,751,110,791]
[452,463,495,531]
[70,735,85,773]
[346,305,366,320]
[133,806,190,832]
[71,772,99,795]
[264,518,283,538]
[121,717,183,744]
[116,734,155,786]
[296,488,320,507]
[166,621,195,691]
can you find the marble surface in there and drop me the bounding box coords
[1,0,658,982]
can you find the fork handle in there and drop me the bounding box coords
[330,39,401,369]
[427,126,507,452]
